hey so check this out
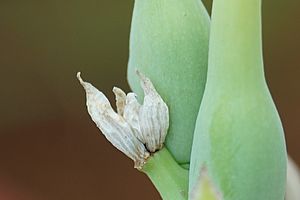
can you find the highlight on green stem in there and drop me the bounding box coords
[127,0,210,164]
[189,0,287,199]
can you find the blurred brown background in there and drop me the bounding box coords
[0,0,299,199]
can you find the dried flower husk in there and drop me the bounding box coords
[77,71,169,169]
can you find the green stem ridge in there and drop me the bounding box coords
[142,148,189,200]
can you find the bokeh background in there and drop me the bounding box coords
[0,0,299,199]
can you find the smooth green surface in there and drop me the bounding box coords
[142,148,189,200]
[190,0,287,199]
[127,0,210,164]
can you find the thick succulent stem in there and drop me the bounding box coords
[189,0,287,199]
[206,0,265,87]
[142,148,188,200]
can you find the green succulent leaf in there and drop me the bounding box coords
[127,0,210,164]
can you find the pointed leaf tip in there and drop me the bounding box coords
[135,69,156,94]
[77,72,90,89]
[77,72,83,84]
[190,167,222,200]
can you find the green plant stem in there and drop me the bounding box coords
[142,148,188,200]
[190,0,287,199]
[207,0,264,87]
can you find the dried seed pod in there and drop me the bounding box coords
[77,72,149,169]
[77,71,169,169]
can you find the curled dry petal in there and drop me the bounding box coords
[77,71,169,169]
[123,93,141,139]
[137,70,169,152]
[77,72,149,169]
[113,87,126,116]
